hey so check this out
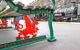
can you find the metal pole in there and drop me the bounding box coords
[0,0,1,2]
[76,0,79,20]
[48,12,56,42]
[48,0,56,42]
[52,0,56,10]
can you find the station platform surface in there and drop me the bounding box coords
[0,22,80,50]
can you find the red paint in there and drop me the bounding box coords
[14,15,39,39]
[0,45,5,49]
[0,19,7,27]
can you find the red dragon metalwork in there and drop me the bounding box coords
[13,14,39,39]
[0,19,7,27]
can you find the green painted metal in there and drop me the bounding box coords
[52,0,56,10]
[0,0,56,49]
[5,0,17,11]
[5,0,53,14]
[4,0,56,41]
[0,35,46,50]
[0,0,1,2]
[47,0,56,42]
[48,12,56,42]
[0,27,12,29]
[0,16,17,19]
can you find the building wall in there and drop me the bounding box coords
[26,0,80,9]
[28,0,66,8]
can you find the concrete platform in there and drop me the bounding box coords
[0,22,80,50]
